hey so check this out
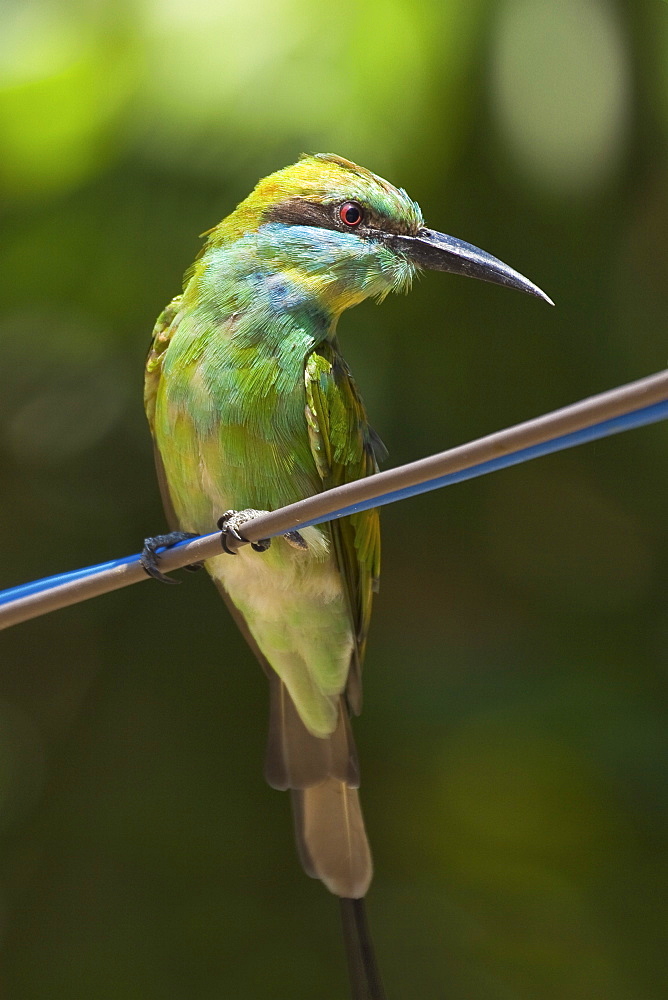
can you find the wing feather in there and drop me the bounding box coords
[144,296,182,434]
[304,342,382,715]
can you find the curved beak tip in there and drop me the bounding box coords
[530,284,555,308]
[396,228,554,307]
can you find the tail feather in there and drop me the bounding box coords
[292,781,372,898]
[340,898,387,1000]
[265,674,382,997]
[265,673,359,790]
[265,676,371,898]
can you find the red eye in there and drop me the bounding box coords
[339,201,363,227]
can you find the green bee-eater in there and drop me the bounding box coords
[143,154,550,998]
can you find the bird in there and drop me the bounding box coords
[142,153,551,999]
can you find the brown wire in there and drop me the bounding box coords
[1,369,667,631]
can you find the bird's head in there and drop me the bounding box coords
[202,154,552,316]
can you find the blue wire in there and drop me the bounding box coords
[1,399,666,608]
[0,555,148,606]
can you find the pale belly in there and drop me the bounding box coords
[167,451,354,739]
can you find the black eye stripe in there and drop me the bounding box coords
[264,197,418,236]
[265,199,339,230]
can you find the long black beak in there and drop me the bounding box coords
[390,228,554,305]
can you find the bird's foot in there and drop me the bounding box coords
[140,531,201,584]
[217,510,307,555]
[218,510,271,555]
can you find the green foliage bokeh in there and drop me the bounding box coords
[1,1,668,997]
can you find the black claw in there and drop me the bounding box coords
[217,518,243,555]
[250,539,271,552]
[140,531,199,584]
[183,561,204,573]
[217,513,251,555]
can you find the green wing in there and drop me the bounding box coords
[144,296,184,528]
[144,296,182,434]
[304,341,381,715]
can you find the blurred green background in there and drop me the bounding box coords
[1,0,667,997]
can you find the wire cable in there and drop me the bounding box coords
[1,369,667,631]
